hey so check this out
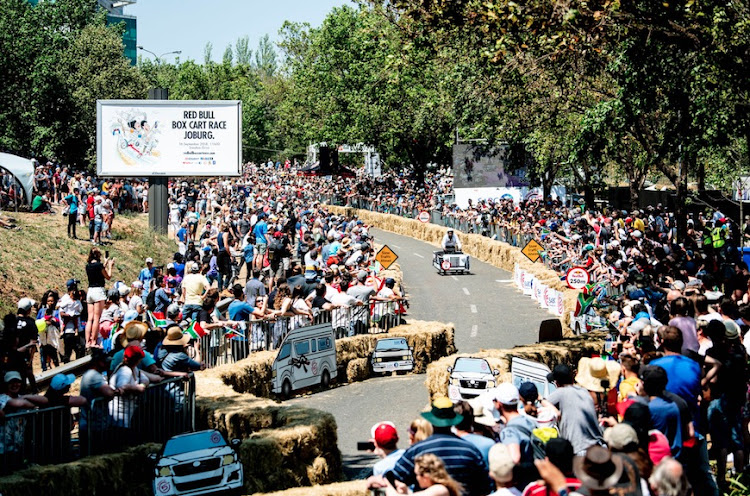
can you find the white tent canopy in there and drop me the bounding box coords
[0,152,35,205]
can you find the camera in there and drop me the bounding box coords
[357,441,375,451]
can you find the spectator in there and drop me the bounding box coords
[521,438,581,496]
[108,345,148,436]
[649,326,700,421]
[370,453,464,496]
[487,443,520,496]
[79,349,118,454]
[57,279,83,363]
[13,297,39,391]
[84,247,114,348]
[541,364,604,456]
[389,397,490,496]
[370,421,405,477]
[648,457,690,496]
[61,188,80,239]
[408,417,434,445]
[453,401,495,467]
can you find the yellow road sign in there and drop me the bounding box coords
[521,239,544,263]
[375,245,399,270]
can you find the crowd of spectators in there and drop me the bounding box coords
[2,160,750,495]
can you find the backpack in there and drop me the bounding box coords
[268,239,282,261]
[503,423,558,462]
[145,290,157,312]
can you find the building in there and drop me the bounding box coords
[99,0,138,65]
[26,0,137,65]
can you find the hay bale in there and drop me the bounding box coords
[327,205,578,335]
[345,357,370,383]
[256,480,368,496]
[425,332,607,400]
[0,443,159,496]
[211,350,276,398]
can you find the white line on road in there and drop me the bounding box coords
[463,287,470,295]
[496,279,513,283]
[471,325,478,337]
[470,304,477,313]
[391,245,401,249]
[451,275,459,281]
[413,253,424,258]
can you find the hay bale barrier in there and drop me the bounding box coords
[219,320,456,397]
[255,480,368,496]
[425,332,607,400]
[327,205,578,334]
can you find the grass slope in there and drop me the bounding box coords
[0,212,176,316]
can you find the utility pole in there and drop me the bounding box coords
[147,87,169,234]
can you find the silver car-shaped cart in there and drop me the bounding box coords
[447,357,500,401]
[151,429,243,496]
[433,251,470,275]
[371,337,414,375]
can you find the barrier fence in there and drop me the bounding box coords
[0,374,196,474]
[197,299,408,368]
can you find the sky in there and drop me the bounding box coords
[126,0,351,64]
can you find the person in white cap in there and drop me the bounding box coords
[138,257,155,298]
[495,383,537,477]
[129,281,145,314]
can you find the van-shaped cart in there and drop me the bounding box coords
[433,251,470,275]
[271,323,338,399]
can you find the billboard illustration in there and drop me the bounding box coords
[97,100,242,177]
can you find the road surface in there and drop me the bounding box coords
[288,227,553,478]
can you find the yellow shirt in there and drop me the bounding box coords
[182,273,210,306]
[618,376,640,402]
[633,218,645,233]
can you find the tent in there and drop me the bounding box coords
[0,152,35,206]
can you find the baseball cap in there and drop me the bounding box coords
[547,364,573,384]
[66,278,80,290]
[492,383,520,406]
[17,297,36,312]
[123,309,139,324]
[518,381,539,402]
[603,423,639,451]
[50,373,76,391]
[123,345,145,361]
[357,270,368,282]
[190,262,201,273]
[132,280,143,289]
[371,422,398,447]
[488,443,515,483]
[671,280,686,291]
[145,257,154,264]
[3,371,22,383]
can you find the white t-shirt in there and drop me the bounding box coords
[108,366,148,428]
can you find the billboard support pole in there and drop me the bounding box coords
[147,88,169,234]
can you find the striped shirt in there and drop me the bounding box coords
[389,433,491,496]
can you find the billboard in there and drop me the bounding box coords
[97,100,242,177]
[452,143,526,189]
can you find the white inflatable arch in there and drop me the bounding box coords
[0,152,35,205]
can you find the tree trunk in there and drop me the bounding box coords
[584,184,595,210]
[697,160,705,191]
[674,154,690,242]
[629,180,640,211]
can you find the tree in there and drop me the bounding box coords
[254,34,277,78]
[235,36,252,66]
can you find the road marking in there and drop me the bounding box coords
[451,275,459,281]
[471,325,478,337]
[462,287,470,295]
[496,279,513,283]
[413,253,424,258]
[470,304,477,313]
[391,244,401,248]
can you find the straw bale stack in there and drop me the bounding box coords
[328,205,578,334]
[425,332,606,400]
[256,480,368,496]
[0,443,159,496]
[220,321,456,397]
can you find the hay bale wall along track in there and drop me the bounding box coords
[327,205,578,334]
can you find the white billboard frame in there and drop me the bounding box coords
[96,99,242,177]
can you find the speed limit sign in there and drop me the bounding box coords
[417,211,430,223]
[565,267,590,290]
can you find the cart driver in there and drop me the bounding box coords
[441,229,462,253]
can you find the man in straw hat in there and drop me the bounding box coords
[388,397,490,496]
[109,320,177,382]
[159,324,202,375]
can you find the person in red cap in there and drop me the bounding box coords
[108,345,148,443]
[371,421,405,476]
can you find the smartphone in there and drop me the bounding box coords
[105,250,110,259]
[357,441,375,451]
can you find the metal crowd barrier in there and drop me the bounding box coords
[196,300,408,369]
[86,373,196,456]
[0,374,196,473]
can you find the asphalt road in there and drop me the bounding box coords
[288,227,553,479]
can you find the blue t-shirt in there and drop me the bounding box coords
[139,267,155,296]
[253,221,268,244]
[174,262,185,278]
[373,449,405,477]
[243,244,254,264]
[649,396,682,457]
[500,415,538,463]
[228,300,255,321]
[177,227,187,243]
[461,433,496,467]
[64,194,78,214]
[650,355,701,420]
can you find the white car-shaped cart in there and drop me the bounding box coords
[371,337,414,375]
[433,251,470,275]
[447,357,500,401]
[151,430,243,496]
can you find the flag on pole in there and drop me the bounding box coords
[148,311,167,328]
[185,320,206,339]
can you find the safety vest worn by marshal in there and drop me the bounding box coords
[712,226,726,249]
